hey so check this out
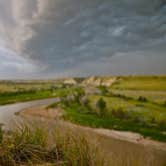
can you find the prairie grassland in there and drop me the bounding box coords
[88,95,166,122]
[0,85,82,105]
[111,76,166,91]
[111,90,166,104]
[0,80,61,92]
[102,76,166,104]
[0,80,61,105]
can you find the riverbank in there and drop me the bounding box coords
[18,105,166,166]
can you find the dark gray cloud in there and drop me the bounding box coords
[0,0,166,77]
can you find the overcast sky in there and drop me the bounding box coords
[0,0,166,79]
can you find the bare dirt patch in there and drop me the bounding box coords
[20,106,64,119]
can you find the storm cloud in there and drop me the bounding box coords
[0,0,166,77]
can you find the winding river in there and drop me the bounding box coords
[0,98,59,129]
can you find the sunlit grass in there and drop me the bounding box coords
[111,90,166,104]
[111,76,166,91]
[88,94,166,122]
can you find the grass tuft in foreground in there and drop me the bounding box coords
[0,123,106,166]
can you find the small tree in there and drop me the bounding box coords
[81,97,90,106]
[111,108,128,120]
[158,119,166,130]
[99,86,108,95]
[61,97,69,106]
[83,98,92,111]
[96,98,107,117]
[163,101,166,107]
[74,94,81,104]
[74,89,85,104]
[138,96,147,102]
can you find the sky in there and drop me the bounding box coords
[0,0,166,79]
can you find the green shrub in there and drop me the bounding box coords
[111,108,128,120]
[96,98,107,117]
[80,97,90,108]
[74,94,81,104]
[150,116,156,124]
[163,101,166,107]
[131,116,148,127]
[46,102,59,109]
[158,119,166,130]
[73,89,85,104]
[98,86,109,95]
[61,97,69,106]
[138,96,147,102]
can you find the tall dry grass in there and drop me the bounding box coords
[0,122,106,166]
[0,120,165,166]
